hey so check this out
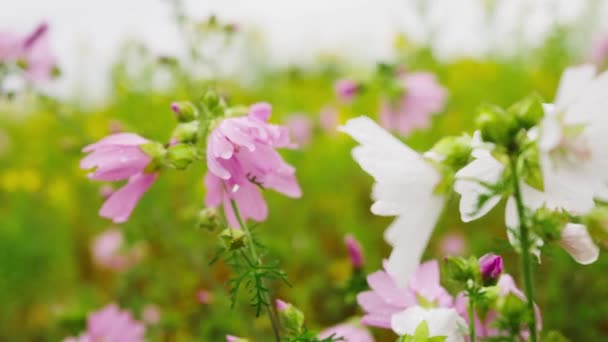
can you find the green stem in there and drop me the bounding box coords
[509,155,537,342]
[230,199,282,342]
[468,291,476,342]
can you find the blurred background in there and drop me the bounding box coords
[1,0,608,340]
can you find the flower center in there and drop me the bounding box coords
[549,124,591,165]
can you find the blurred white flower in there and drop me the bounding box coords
[340,116,444,286]
[391,306,468,342]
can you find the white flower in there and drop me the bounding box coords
[454,131,504,222]
[391,306,468,342]
[559,223,599,265]
[340,116,444,286]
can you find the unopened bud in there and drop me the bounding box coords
[508,93,544,130]
[171,101,199,122]
[334,79,359,102]
[219,228,246,251]
[275,299,305,333]
[344,234,364,269]
[428,135,473,170]
[478,253,503,286]
[197,207,221,231]
[226,335,249,342]
[476,104,518,146]
[171,121,199,143]
[443,256,481,289]
[165,143,197,169]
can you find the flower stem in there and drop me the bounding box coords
[468,292,476,342]
[230,199,282,342]
[509,155,537,341]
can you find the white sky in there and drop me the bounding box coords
[1,0,606,101]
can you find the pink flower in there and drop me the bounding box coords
[275,299,289,312]
[380,72,447,135]
[285,114,313,147]
[142,304,161,325]
[0,22,56,81]
[335,78,359,102]
[479,253,503,283]
[204,102,301,227]
[319,106,339,134]
[589,33,608,66]
[357,260,452,329]
[91,228,132,271]
[81,133,158,223]
[318,323,375,342]
[439,232,466,256]
[344,234,364,269]
[64,303,145,342]
[197,289,213,304]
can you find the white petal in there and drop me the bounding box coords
[391,306,467,342]
[454,150,504,222]
[560,223,599,265]
[555,64,596,109]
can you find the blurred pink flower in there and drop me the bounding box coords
[204,102,301,227]
[0,22,56,81]
[334,78,359,102]
[142,304,161,325]
[439,232,466,256]
[319,106,339,134]
[90,228,140,271]
[81,133,157,223]
[197,289,213,304]
[344,234,364,269]
[64,303,145,342]
[318,323,374,342]
[285,114,313,147]
[357,260,452,329]
[589,34,608,66]
[380,72,447,135]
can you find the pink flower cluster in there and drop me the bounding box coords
[0,22,56,81]
[357,259,541,339]
[380,72,447,135]
[204,102,301,227]
[81,133,158,223]
[64,303,145,342]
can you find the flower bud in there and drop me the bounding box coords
[165,143,197,169]
[559,223,599,265]
[476,104,518,146]
[344,234,364,269]
[226,335,249,342]
[275,299,305,333]
[478,253,503,286]
[443,256,480,288]
[171,122,199,143]
[171,101,199,122]
[197,207,221,231]
[219,228,246,251]
[428,135,472,170]
[334,78,359,102]
[507,93,544,130]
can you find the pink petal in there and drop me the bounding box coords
[99,173,158,223]
[82,133,148,153]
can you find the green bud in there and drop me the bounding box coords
[171,101,199,122]
[165,143,197,169]
[197,208,221,231]
[171,121,199,143]
[429,135,473,170]
[276,300,305,333]
[476,104,519,146]
[517,145,544,191]
[443,256,481,290]
[496,293,529,332]
[583,206,608,243]
[508,93,544,130]
[530,206,568,242]
[203,90,220,109]
[219,228,246,251]
[140,142,167,172]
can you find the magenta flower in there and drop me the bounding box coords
[344,234,364,269]
[63,303,145,342]
[204,102,301,227]
[285,114,313,147]
[334,78,359,102]
[81,133,158,223]
[380,72,447,135]
[318,323,375,342]
[479,253,503,283]
[0,22,56,81]
[357,260,453,329]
